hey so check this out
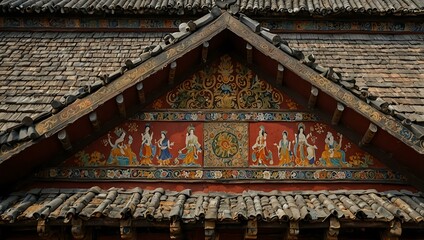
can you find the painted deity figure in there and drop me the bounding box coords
[252,125,273,165]
[176,125,202,166]
[107,129,137,166]
[320,132,346,167]
[294,123,317,166]
[156,131,174,166]
[274,131,293,166]
[139,124,156,165]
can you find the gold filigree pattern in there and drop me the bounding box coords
[165,55,284,109]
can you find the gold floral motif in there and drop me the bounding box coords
[370,112,382,122]
[166,55,283,109]
[36,117,58,135]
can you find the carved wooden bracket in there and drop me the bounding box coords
[136,82,146,104]
[381,220,402,240]
[246,43,253,64]
[276,64,285,86]
[285,221,299,240]
[57,129,72,151]
[120,218,136,239]
[324,217,340,240]
[71,218,86,239]
[37,219,51,239]
[202,42,209,63]
[331,103,345,125]
[245,219,257,239]
[89,112,100,131]
[168,61,177,85]
[205,220,217,240]
[116,94,126,118]
[359,123,378,147]
[170,220,182,240]
[308,86,319,109]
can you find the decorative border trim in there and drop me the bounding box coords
[131,111,317,121]
[35,167,406,183]
[261,20,424,33]
[1,17,423,33]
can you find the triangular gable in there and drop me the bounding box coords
[30,11,421,152]
[34,54,405,185]
[1,10,423,190]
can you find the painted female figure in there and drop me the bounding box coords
[176,125,202,166]
[252,125,273,165]
[274,130,292,166]
[320,132,346,167]
[139,124,156,165]
[156,131,174,166]
[107,130,137,166]
[294,123,317,166]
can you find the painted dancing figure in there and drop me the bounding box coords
[156,130,174,165]
[176,124,202,166]
[252,125,273,165]
[139,124,156,165]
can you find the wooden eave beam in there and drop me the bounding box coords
[324,217,340,240]
[205,220,217,240]
[380,220,402,240]
[168,61,177,85]
[285,221,299,240]
[57,129,72,151]
[116,94,126,118]
[89,112,100,131]
[308,86,319,109]
[170,220,182,240]
[246,43,253,64]
[71,218,89,240]
[331,103,344,125]
[276,64,284,86]
[202,42,209,63]
[359,123,378,147]
[120,219,136,240]
[245,219,257,239]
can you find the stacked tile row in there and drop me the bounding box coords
[0,187,423,224]
[0,0,423,15]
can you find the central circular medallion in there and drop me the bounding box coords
[212,131,239,158]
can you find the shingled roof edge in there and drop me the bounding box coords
[0,187,423,225]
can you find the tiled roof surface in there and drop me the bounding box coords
[0,0,423,16]
[0,32,165,132]
[1,32,424,133]
[284,34,424,124]
[0,187,423,224]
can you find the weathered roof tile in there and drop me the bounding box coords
[0,0,423,15]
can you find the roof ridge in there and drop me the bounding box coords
[1,0,423,15]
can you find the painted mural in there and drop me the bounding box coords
[149,55,300,110]
[42,115,407,183]
[248,122,373,168]
[67,122,203,167]
[61,119,379,169]
[34,54,405,183]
